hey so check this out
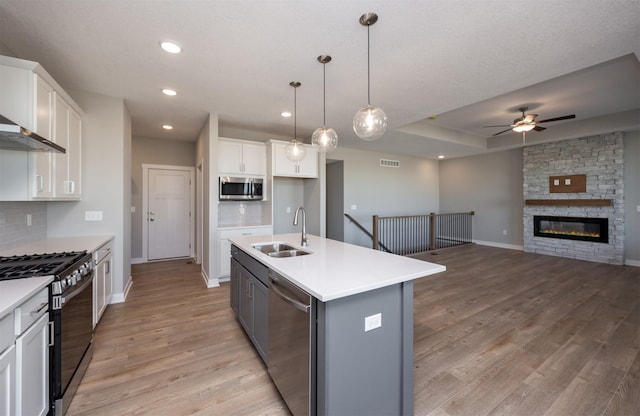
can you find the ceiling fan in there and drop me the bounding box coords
[484,106,576,136]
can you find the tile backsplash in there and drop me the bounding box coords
[0,202,47,251]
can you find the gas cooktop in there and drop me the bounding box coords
[0,251,88,281]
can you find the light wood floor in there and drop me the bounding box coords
[67,245,639,416]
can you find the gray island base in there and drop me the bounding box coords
[229,233,446,416]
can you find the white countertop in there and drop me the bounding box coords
[0,235,113,257]
[229,233,446,302]
[0,276,52,319]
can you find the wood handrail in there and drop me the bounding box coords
[375,211,475,220]
[344,213,392,253]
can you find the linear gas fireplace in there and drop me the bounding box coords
[533,215,608,243]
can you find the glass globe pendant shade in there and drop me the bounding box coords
[312,126,338,152]
[353,105,387,141]
[285,139,306,162]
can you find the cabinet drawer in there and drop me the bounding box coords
[0,312,14,353]
[94,239,114,264]
[14,287,48,336]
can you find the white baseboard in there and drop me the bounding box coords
[625,259,640,267]
[110,275,132,304]
[201,268,220,288]
[474,240,524,251]
[131,257,145,264]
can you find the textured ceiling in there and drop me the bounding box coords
[0,0,638,159]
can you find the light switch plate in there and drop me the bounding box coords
[365,313,382,332]
[85,211,103,221]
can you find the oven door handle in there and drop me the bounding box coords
[61,274,94,306]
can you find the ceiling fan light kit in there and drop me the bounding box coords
[285,81,307,163]
[353,12,387,141]
[484,106,576,138]
[312,55,338,153]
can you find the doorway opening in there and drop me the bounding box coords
[142,164,195,262]
[326,160,344,241]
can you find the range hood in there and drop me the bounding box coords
[0,114,65,153]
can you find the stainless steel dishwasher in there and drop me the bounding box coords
[268,270,315,416]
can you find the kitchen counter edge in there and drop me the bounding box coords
[0,235,114,257]
[0,276,53,319]
[229,233,446,302]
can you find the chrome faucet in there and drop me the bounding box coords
[293,206,308,246]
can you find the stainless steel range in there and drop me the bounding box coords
[0,250,94,416]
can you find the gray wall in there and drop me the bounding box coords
[624,130,640,264]
[272,178,305,234]
[329,147,440,248]
[195,114,219,283]
[47,90,132,300]
[439,148,524,248]
[130,136,195,259]
[326,160,344,241]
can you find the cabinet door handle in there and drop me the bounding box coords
[48,321,55,347]
[31,302,48,315]
[65,180,75,194]
[36,175,44,192]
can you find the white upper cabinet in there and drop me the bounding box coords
[0,55,83,201]
[218,138,266,176]
[53,94,82,199]
[32,75,55,198]
[270,140,318,178]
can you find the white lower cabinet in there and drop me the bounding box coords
[218,226,273,278]
[93,239,114,327]
[16,313,48,416]
[0,343,16,416]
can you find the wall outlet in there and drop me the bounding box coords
[637,205,640,213]
[502,229,507,236]
[364,313,382,332]
[350,205,357,210]
[286,206,291,213]
[85,211,103,221]
[26,214,32,227]
[130,206,136,213]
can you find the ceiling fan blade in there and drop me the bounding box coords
[533,125,546,132]
[537,114,576,123]
[483,124,511,128]
[492,128,513,136]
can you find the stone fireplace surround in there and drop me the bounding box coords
[523,132,624,265]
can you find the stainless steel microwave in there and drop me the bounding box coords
[219,176,263,201]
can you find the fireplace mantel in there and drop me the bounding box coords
[525,199,612,207]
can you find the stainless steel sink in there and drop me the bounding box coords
[252,242,311,257]
[267,249,310,258]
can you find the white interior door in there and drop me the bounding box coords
[148,168,191,260]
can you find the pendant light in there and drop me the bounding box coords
[312,55,338,153]
[353,12,387,141]
[285,81,306,162]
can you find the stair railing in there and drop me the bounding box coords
[344,213,392,253]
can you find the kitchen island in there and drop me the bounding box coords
[229,233,446,416]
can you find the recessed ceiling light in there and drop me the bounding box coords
[162,124,173,130]
[281,111,292,118]
[162,88,177,96]
[160,41,182,54]
[438,155,445,159]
